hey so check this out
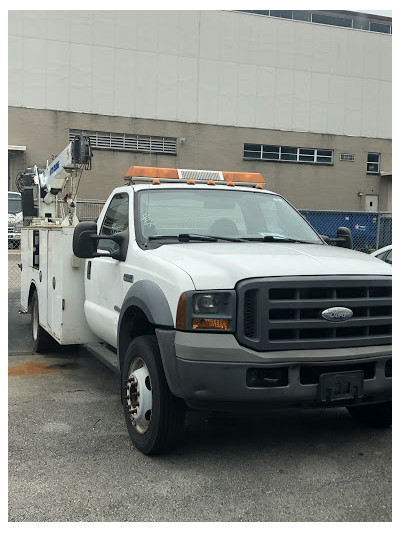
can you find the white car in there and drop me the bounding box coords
[371,245,392,265]
[8,191,23,248]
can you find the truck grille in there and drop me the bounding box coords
[236,276,392,351]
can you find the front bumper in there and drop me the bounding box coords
[156,330,392,411]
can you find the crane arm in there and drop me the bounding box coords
[38,132,92,199]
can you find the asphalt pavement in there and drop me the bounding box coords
[8,347,392,522]
[8,251,392,522]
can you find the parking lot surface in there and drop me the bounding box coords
[8,347,391,522]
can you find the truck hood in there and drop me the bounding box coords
[149,242,392,290]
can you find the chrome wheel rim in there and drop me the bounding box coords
[126,357,152,434]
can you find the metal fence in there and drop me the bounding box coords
[300,210,392,252]
[56,199,105,222]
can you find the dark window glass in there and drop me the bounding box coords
[281,153,297,161]
[369,22,391,33]
[243,144,334,165]
[244,143,261,151]
[281,146,297,154]
[293,11,311,22]
[352,19,370,30]
[262,145,279,153]
[386,250,392,265]
[263,152,279,160]
[244,151,261,159]
[367,163,379,173]
[367,153,380,173]
[270,10,293,19]
[98,192,129,252]
[312,14,352,28]
[8,198,22,214]
[281,146,298,161]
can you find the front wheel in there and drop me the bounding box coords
[121,335,185,455]
[347,401,392,428]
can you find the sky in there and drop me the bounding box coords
[356,10,392,17]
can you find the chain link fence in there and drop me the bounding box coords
[8,200,105,308]
[56,199,105,222]
[300,210,392,253]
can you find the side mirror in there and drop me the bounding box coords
[320,228,352,249]
[335,227,353,249]
[73,221,128,261]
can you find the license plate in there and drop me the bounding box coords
[319,370,364,402]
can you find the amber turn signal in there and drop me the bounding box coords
[192,318,229,330]
[176,293,187,330]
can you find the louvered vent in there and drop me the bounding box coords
[340,154,355,162]
[177,169,224,181]
[69,130,176,154]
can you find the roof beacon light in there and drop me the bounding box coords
[124,166,265,185]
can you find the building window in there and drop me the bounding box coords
[69,130,177,155]
[244,144,333,165]
[237,10,392,34]
[367,153,380,174]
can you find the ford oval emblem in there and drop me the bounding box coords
[322,307,353,322]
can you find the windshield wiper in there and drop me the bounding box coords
[148,233,244,243]
[242,236,317,244]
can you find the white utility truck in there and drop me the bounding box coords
[20,141,392,455]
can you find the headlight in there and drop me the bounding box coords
[176,290,236,332]
[193,293,219,314]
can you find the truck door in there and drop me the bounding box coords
[83,192,130,347]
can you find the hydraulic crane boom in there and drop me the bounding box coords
[17,132,92,223]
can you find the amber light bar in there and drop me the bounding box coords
[125,166,265,184]
[125,166,179,180]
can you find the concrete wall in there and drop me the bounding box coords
[8,10,392,139]
[8,107,392,210]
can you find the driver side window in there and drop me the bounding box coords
[98,192,129,253]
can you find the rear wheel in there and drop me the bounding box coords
[30,290,54,353]
[121,335,185,455]
[347,401,392,428]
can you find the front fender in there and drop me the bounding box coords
[117,280,174,368]
[119,280,174,327]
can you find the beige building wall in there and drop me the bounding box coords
[8,10,391,138]
[8,107,392,211]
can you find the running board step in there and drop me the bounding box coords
[85,343,120,373]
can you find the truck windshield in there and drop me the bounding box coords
[137,188,323,245]
[8,197,22,215]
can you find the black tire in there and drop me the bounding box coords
[121,335,185,455]
[30,290,54,353]
[347,401,392,428]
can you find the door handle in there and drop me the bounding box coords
[87,260,92,280]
